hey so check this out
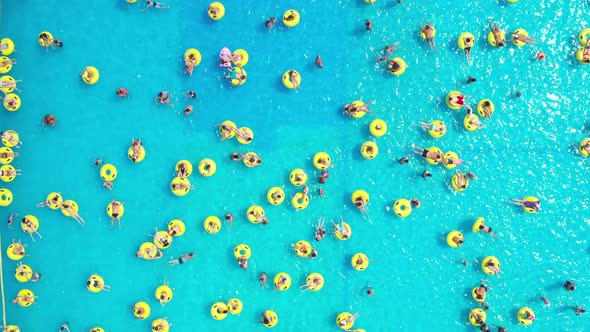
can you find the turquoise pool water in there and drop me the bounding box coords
[2,0,590,331]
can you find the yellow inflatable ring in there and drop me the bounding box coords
[487,30,506,47]
[100,164,117,182]
[15,264,32,282]
[3,325,19,332]
[458,32,475,50]
[273,272,292,291]
[247,205,266,224]
[294,240,313,257]
[38,31,54,47]
[155,285,173,304]
[153,231,173,249]
[60,200,79,217]
[393,198,412,218]
[0,75,16,94]
[506,0,518,2]
[106,201,124,218]
[133,301,151,320]
[128,145,146,163]
[579,28,590,45]
[477,99,494,118]
[86,274,106,293]
[481,256,500,275]
[6,242,25,261]
[283,10,300,27]
[346,100,367,119]
[81,66,100,85]
[336,312,355,330]
[0,56,13,74]
[236,127,254,144]
[472,287,486,303]
[522,196,540,213]
[220,120,237,139]
[446,230,464,248]
[472,217,485,232]
[1,129,19,147]
[0,164,16,182]
[184,48,202,67]
[446,91,465,110]
[167,219,185,236]
[170,176,192,196]
[20,215,39,233]
[351,189,369,205]
[231,49,249,67]
[351,253,369,271]
[334,221,352,240]
[517,307,535,326]
[389,57,407,76]
[291,192,310,210]
[15,289,35,307]
[0,188,13,207]
[313,152,332,170]
[424,146,443,165]
[3,93,20,112]
[578,138,590,156]
[0,38,15,56]
[243,152,261,167]
[0,147,15,164]
[282,70,301,89]
[234,244,251,259]
[198,158,216,176]
[137,242,158,260]
[229,67,247,86]
[420,27,436,40]
[576,47,590,64]
[289,168,307,186]
[261,310,278,328]
[512,28,529,47]
[208,2,225,20]
[267,187,285,205]
[369,119,387,137]
[175,160,193,178]
[305,273,324,291]
[451,174,469,191]
[227,298,243,315]
[469,308,487,326]
[443,151,459,170]
[151,318,170,332]
[203,216,221,234]
[127,0,138,2]
[360,141,378,159]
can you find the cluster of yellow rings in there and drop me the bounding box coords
[267,187,285,205]
[61,199,79,217]
[208,2,225,20]
[487,30,506,47]
[128,144,146,163]
[170,176,192,196]
[360,141,378,159]
[521,196,540,213]
[168,219,186,236]
[1,38,15,56]
[203,216,221,234]
[273,272,292,291]
[579,138,590,156]
[6,242,25,260]
[20,215,39,234]
[231,49,249,67]
[106,201,124,219]
[247,205,266,223]
[0,188,13,207]
[294,240,313,257]
[151,318,171,332]
[137,242,158,260]
[481,256,500,275]
[289,168,307,186]
[227,298,243,315]
[389,57,407,76]
[0,147,15,164]
[282,70,301,89]
[38,31,54,47]
[336,312,355,330]
[229,67,247,86]
[15,264,33,282]
[0,76,16,93]
[153,230,173,249]
[305,273,324,291]
[512,28,529,47]
[472,217,485,232]
[446,230,464,248]
[469,308,487,326]
[393,198,412,218]
[0,164,16,182]
[291,192,310,210]
[369,119,387,137]
[81,66,100,85]
[451,173,469,191]
[261,309,278,328]
[234,244,251,260]
[446,91,464,110]
[100,164,117,182]
[351,253,369,271]
[86,274,105,293]
[184,48,202,67]
[313,152,332,170]
[334,221,352,240]
[477,99,494,118]
[198,158,216,176]
[517,307,535,325]
[3,93,21,112]
[155,285,173,305]
[283,10,300,27]
[15,289,35,307]
[458,32,475,50]
[133,301,151,320]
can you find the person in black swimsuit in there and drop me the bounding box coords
[143,0,169,10]
[168,252,195,266]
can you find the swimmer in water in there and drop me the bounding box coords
[116,88,128,97]
[7,212,17,228]
[259,272,267,288]
[238,256,248,269]
[398,155,409,164]
[488,20,506,47]
[319,169,330,184]
[265,17,276,29]
[411,198,421,208]
[183,105,193,115]
[365,19,372,33]
[538,295,551,306]
[511,197,540,213]
[59,323,71,331]
[142,0,169,11]
[563,280,576,292]
[183,91,196,98]
[54,39,63,47]
[421,169,432,179]
[367,285,374,295]
[168,252,195,266]
[476,220,497,238]
[155,91,174,107]
[95,158,103,166]
[109,200,125,229]
[225,213,233,228]
[103,181,113,191]
[315,55,323,68]
[318,188,324,197]
[385,42,399,54]
[420,121,446,135]
[467,76,477,84]
[573,306,586,315]
[315,217,326,241]
[43,114,57,126]
[420,20,437,51]
[461,259,468,266]
[467,171,477,180]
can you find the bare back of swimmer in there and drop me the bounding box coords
[168,252,195,266]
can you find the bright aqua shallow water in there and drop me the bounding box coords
[2,0,590,331]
